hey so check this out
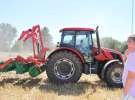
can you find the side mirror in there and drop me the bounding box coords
[56,42,60,47]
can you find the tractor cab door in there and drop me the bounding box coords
[75,31,93,57]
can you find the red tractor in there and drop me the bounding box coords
[0,25,124,87]
[46,26,124,87]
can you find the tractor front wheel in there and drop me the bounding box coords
[46,51,82,84]
[105,62,123,87]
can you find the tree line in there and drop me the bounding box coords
[0,23,127,54]
[100,37,127,54]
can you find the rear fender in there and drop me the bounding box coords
[47,47,85,63]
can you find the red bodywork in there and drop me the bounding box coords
[48,46,124,65]
[94,47,124,63]
[0,25,49,69]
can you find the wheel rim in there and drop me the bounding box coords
[111,66,123,84]
[54,58,75,80]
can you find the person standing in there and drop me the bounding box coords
[122,34,135,100]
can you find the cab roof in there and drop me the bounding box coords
[60,27,95,32]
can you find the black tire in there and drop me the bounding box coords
[105,62,123,87]
[46,51,82,84]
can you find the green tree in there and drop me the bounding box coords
[11,40,22,52]
[120,41,127,54]
[42,27,54,48]
[0,23,17,51]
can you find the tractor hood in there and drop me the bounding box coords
[101,48,124,62]
[102,48,121,55]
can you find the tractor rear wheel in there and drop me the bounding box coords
[46,51,82,84]
[105,62,123,87]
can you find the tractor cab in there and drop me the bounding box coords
[59,27,100,60]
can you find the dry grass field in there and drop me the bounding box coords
[0,52,122,100]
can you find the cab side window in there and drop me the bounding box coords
[75,31,89,55]
[63,35,74,45]
[62,31,75,46]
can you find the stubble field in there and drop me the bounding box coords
[0,52,122,100]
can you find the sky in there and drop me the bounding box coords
[0,0,134,43]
